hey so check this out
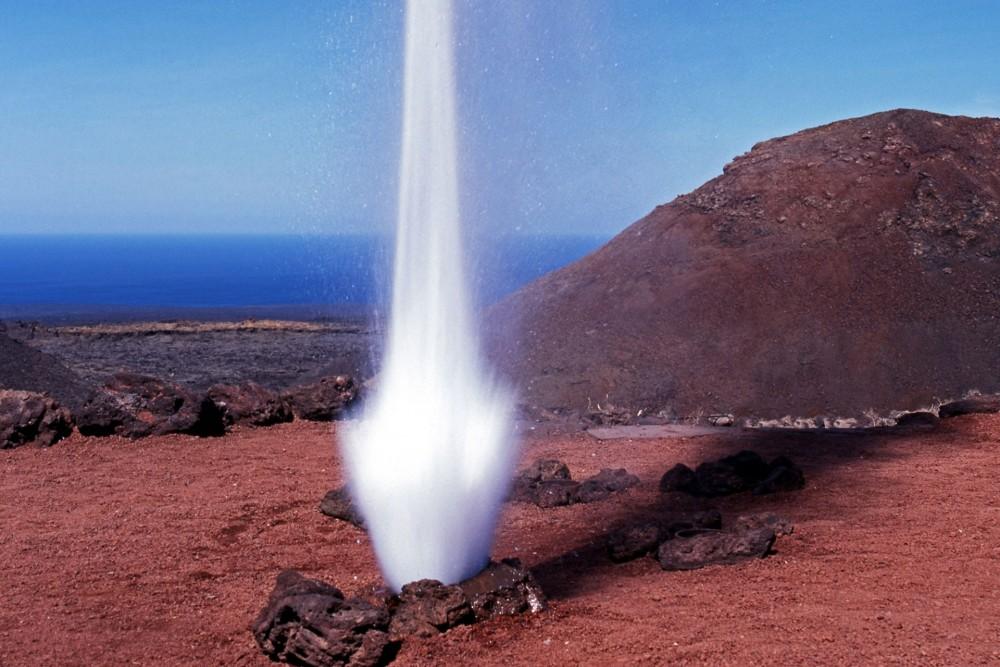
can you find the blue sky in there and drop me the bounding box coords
[1,0,998,236]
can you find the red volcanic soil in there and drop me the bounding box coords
[2,419,1000,666]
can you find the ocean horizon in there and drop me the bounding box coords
[0,233,607,322]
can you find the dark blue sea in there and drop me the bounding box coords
[0,234,607,322]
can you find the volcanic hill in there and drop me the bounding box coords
[487,109,1000,420]
[0,325,91,411]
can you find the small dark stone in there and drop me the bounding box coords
[510,458,573,503]
[206,382,293,429]
[573,478,611,503]
[534,479,580,508]
[253,570,393,667]
[607,523,661,562]
[659,463,697,493]
[939,395,1000,418]
[458,559,546,621]
[387,579,472,641]
[522,458,572,483]
[281,375,358,421]
[588,468,640,492]
[319,487,366,529]
[753,456,806,495]
[657,527,775,571]
[725,450,771,479]
[0,389,73,448]
[733,512,794,536]
[574,468,639,504]
[695,450,770,496]
[692,461,749,496]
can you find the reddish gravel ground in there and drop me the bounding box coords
[2,416,999,666]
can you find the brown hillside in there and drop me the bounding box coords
[486,109,1000,419]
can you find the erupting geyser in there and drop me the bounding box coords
[343,0,516,591]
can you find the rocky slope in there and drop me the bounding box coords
[0,324,91,411]
[486,109,1000,419]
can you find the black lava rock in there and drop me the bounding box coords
[319,487,366,529]
[387,579,472,641]
[607,523,662,562]
[511,459,638,507]
[753,456,806,495]
[659,463,697,493]
[458,559,546,621]
[75,373,221,438]
[206,382,293,428]
[534,479,580,508]
[0,389,73,448]
[574,468,639,503]
[657,527,775,571]
[281,375,358,421]
[661,451,804,498]
[510,458,572,503]
[253,570,393,667]
[693,450,769,497]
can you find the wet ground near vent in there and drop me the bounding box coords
[2,416,999,666]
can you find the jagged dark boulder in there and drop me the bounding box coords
[0,390,73,448]
[75,373,221,438]
[457,559,546,621]
[206,382,292,428]
[387,580,472,641]
[253,570,393,667]
[282,375,358,421]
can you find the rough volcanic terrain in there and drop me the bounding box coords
[487,109,1000,419]
[2,319,376,394]
[2,415,999,665]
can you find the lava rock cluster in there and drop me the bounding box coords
[607,510,792,570]
[510,458,639,508]
[659,450,804,497]
[254,560,545,667]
